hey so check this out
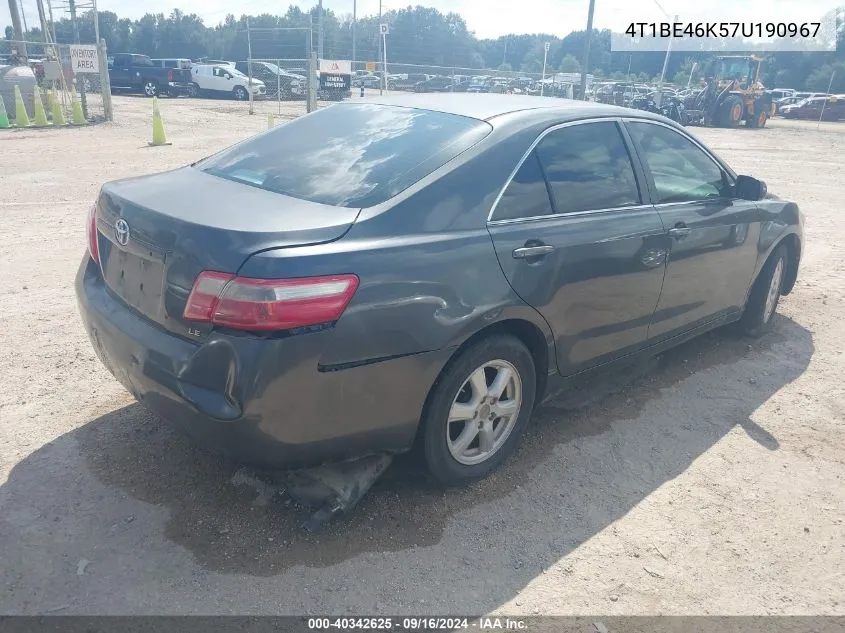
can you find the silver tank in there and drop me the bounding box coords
[0,64,38,119]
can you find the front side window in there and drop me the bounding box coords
[627,121,727,203]
[534,121,641,214]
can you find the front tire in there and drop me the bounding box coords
[719,95,744,128]
[748,109,768,128]
[421,335,536,486]
[233,86,249,100]
[739,245,788,338]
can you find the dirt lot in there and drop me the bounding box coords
[0,95,843,616]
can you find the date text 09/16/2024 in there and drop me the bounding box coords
[307,617,528,630]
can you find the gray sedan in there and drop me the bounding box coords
[76,95,803,486]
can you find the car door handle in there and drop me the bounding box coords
[512,245,555,259]
[668,227,691,240]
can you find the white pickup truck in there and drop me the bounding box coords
[190,64,266,100]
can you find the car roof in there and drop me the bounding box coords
[355,93,653,123]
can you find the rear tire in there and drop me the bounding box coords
[421,335,536,487]
[738,245,788,338]
[187,83,200,98]
[143,80,158,97]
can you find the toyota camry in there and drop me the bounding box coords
[76,94,803,486]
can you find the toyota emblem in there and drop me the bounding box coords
[114,218,130,246]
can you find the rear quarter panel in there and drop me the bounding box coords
[237,117,557,371]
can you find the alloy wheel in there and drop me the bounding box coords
[446,360,523,466]
[763,258,784,323]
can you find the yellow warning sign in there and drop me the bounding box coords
[366,62,376,72]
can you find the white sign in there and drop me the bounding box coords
[319,59,352,75]
[544,42,550,52]
[70,45,99,74]
[379,23,389,35]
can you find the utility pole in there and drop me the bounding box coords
[318,0,324,59]
[7,0,28,60]
[540,41,549,97]
[655,14,678,107]
[18,0,29,34]
[69,0,88,119]
[352,0,356,70]
[378,0,383,95]
[46,0,57,46]
[92,0,100,44]
[246,17,254,115]
[35,0,48,41]
[579,0,596,100]
[502,38,508,67]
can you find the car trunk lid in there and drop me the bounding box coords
[94,167,360,340]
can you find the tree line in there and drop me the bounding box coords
[4,4,845,92]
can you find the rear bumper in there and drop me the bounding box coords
[166,81,192,94]
[75,256,451,469]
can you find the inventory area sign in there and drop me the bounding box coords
[319,59,351,91]
[69,45,99,73]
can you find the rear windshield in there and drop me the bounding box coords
[196,103,490,208]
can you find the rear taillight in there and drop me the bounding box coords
[183,272,359,332]
[87,205,100,264]
[167,70,174,81]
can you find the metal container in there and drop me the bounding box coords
[0,64,38,119]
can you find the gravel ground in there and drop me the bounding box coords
[0,96,843,616]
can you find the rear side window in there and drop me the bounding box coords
[197,103,491,208]
[534,121,641,213]
[493,152,553,221]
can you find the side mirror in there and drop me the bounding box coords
[735,175,767,201]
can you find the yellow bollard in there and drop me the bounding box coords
[267,112,274,129]
[33,86,50,127]
[148,97,171,146]
[13,86,31,127]
[70,94,86,125]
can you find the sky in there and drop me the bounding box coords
[4,0,841,40]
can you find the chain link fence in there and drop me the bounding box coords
[1,39,110,124]
[347,60,585,98]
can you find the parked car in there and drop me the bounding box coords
[151,58,192,71]
[353,72,382,89]
[109,53,192,97]
[190,64,266,100]
[387,73,430,90]
[780,95,845,120]
[466,77,492,93]
[414,75,460,92]
[768,88,795,101]
[234,61,304,100]
[77,95,803,485]
[193,58,234,67]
